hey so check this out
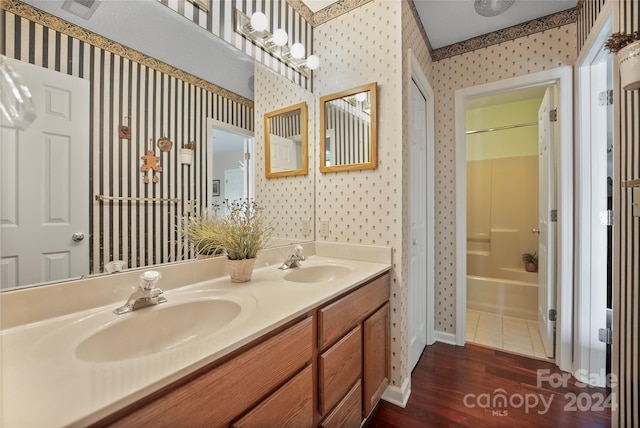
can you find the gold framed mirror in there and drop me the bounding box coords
[319,82,377,173]
[264,102,309,178]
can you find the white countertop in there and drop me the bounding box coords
[1,249,391,427]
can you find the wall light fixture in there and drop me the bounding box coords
[235,10,319,78]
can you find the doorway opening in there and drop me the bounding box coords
[207,120,254,214]
[454,67,574,373]
[574,7,613,388]
[464,85,555,361]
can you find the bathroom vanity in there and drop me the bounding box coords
[0,243,391,427]
[100,272,389,427]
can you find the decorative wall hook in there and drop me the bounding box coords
[157,136,173,152]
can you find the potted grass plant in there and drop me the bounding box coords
[216,199,274,282]
[605,31,640,90]
[181,210,225,259]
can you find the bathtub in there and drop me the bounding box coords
[466,275,538,320]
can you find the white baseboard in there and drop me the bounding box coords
[435,331,457,345]
[380,377,411,408]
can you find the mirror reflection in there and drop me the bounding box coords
[264,102,308,178]
[0,1,314,291]
[320,82,378,173]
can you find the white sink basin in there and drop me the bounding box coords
[75,298,243,363]
[284,265,352,283]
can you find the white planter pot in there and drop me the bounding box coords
[618,40,640,91]
[179,148,194,165]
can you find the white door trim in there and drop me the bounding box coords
[408,48,436,347]
[454,66,574,373]
[574,4,612,387]
[206,118,254,208]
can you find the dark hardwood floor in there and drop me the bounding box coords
[365,343,611,428]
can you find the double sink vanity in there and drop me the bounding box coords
[0,242,391,427]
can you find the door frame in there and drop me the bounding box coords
[408,48,436,349]
[454,66,574,373]
[574,3,613,387]
[206,118,254,208]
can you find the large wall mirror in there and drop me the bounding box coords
[319,82,378,173]
[264,102,308,178]
[0,0,315,291]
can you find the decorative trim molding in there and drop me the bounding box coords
[380,377,411,408]
[0,0,253,107]
[432,8,578,61]
[285,0,315,23]
[286,0,373,26]
[434,331,457,345]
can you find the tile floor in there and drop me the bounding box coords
[466,309,552,360]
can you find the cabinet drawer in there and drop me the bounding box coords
[318,273,389,349]
[318,325,362,416]
[319,380,362,428]
[232,365,313,428]
[109,317,312,428]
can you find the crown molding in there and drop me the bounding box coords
[286,0,373,26]
[432,7,578,61]
[0,0,253,107]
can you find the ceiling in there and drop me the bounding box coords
[303,0,577,49]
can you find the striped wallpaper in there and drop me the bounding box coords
[577,1,640,427]
[269,111,302,138]
[325,102,371,166]
[0,5,254,275]
[160,0,314,90]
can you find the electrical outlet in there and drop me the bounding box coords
[319,218,330,238]
[301,218,311,236]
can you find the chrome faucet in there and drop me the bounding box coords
[279,245,306,270]
[113,270,167,315]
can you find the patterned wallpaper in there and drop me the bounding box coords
[429,24,577,333]
[254,63,315,243]
[314,0,405,388]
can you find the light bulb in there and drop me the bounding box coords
[272,29,288,46]
[306,55,320,70]
[291,43,305,59]
[250,12,268,32]
[355,92,367,102]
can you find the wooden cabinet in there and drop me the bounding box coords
[317,273,390,425]
[100,272,390,428]
[233,365,314,428]
[105,317,313,428]
[319,381,362,428]
[363,302,390,416]
[318,326,362,415]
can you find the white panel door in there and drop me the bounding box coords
[537,86,557,358]
[0,57,89,289]
[224,169,244,202]
[409,77,428,371]
[269,134,297,172]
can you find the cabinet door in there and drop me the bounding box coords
[363,302,390,416]
[233,365,313,428]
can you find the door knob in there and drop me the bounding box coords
[532,228,540,234]
[72,232,85,242]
